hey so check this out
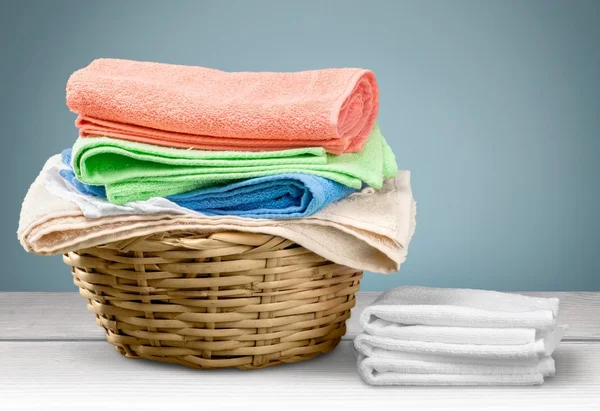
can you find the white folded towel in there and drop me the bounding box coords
[357,354,554,386]
[356,349,546,366]
[365,320,540,345]
[360,286,559,331]
[354,287,567,386]
[356,359,546,385]
[355,325,567,361]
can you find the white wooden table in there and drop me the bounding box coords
[1,292,598,411]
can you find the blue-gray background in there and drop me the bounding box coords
[1,0,599,291]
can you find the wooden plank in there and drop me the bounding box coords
[0,292,102,340]
[0,341,597,411]
[0,292,598,341]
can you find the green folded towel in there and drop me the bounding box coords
[72,123,398,204]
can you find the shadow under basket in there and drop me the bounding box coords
[64,231,362,370]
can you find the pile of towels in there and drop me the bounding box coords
[355,286,567,385]
[17,59,416,274]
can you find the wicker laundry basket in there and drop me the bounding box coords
[64,231,362,369]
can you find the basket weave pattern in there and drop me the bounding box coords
[64,231,362,369]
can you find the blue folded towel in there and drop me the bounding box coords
[60,148,357,219]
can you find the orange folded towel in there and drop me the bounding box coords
[66,59,379,154]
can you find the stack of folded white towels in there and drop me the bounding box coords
[354,286,568,386]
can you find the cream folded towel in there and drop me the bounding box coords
[360,286,559,331]
[18,155,416,273]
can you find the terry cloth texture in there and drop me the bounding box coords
[59,151,356,218]
[353,286,568,386]
[354,325,567,361]
[20,155,416,273]
[67,58,379,154]
[360,286,560,331]
[71,123,397,204]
